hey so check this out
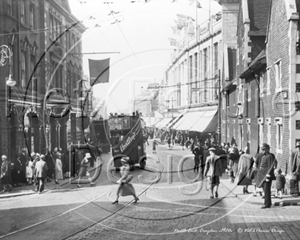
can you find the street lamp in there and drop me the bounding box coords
[0,45,16,87]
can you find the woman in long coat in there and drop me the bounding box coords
[228,143,240,183]
[236,147,254,194]
[55,152,63,182]
[112,157,139,204]
[0,155,12,193]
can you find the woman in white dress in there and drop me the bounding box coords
[55,152,63,182]
[26,158,33,185]
[112,157,139,204]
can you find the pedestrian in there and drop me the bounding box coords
[32,153,40,191]
[35,154,48,194]
[26,156,33,185]
[274,168,285,199]
[236,147,254,194]
[19,148,28,184]
[291,142,300,183]
[255,143,277,209]
[55,152,63,183]
[12,153,24,187]
[152,139,158,154]
[192,145,201,173]
[204,147,223,199]
[0,155,12,193]
[112,157,139,204]
[77,153,95,188]
[167,136,172,149]
[228,143,240,183]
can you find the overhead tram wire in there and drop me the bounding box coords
[107,3,150,79]
[75,0,137,113]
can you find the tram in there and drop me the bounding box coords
[108,112,147,169]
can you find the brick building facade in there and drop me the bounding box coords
[220,0,300,193]
[0,0,86,160]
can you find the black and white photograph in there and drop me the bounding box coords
[0,0,300,239]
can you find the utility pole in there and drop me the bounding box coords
[218,69,221,144]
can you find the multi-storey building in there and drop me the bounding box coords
[163,1,239,141]
[221,0,300,194]
[0,0,86,160]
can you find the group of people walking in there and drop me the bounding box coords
[200,141,300,209]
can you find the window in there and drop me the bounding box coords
[189,55,193,80]
[247,84,251,101]
[30,4,34,29]
[237,83,243,103]
[233,120,236,141]
[266,67,271,95]
[195,53,198,79]
[214,42,218,71]
[7,0,12,15]
[258,118,264,147]
[21,52,26,88]
[259,75,264,97]
[275,117,283,153]
[204,48,207,78]
[275,59,282,90]
[66,31,70,51]
[20,1,25,25]
[50,15,54,39]
[265,118,271,145]
[246,120,251,144]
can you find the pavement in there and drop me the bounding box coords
[1,143,300,209]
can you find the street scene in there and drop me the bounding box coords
[1,0,300,239]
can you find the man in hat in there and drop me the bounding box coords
[204,147,223,199]
[77,152,95,188]
[255,143,277,208]
[291,142,300,191]
[35,154,48,194]
[192,144,202,173]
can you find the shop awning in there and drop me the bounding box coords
[189,110,218,132]
[155,118,173,129]
[173,111,206,131]
[167,111,186,129]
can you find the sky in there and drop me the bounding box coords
[69,0,221,114]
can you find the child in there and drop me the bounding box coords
[152,139,158,154]
[274,169,285,199]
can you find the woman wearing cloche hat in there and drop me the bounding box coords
[112,156,139,204]
[77,152,95,188]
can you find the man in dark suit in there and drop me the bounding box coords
[292,142,300,194]
[19,148,28,184]
[256,143,277,209]
[35,154,48,194]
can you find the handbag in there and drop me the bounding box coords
[249,168,257,180]
[122,174,133,183]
